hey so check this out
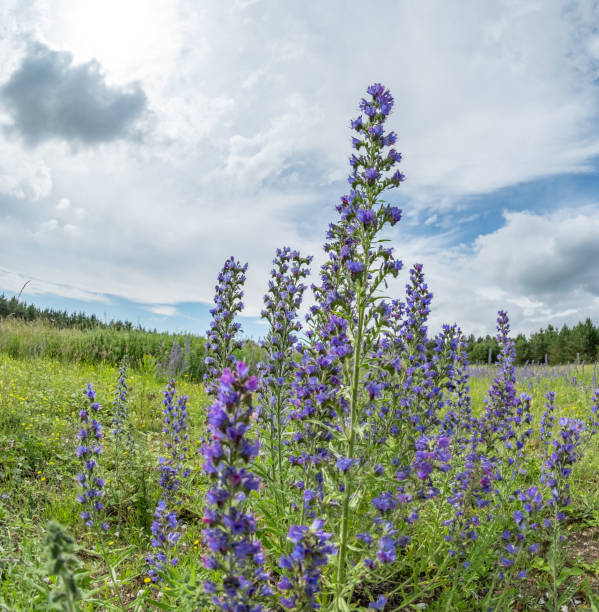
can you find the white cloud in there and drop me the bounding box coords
[472,208,599,297]
[0,141,52,200]
[56,197,70,209]
[399,206,599,336]
[1,0,599,336]
[0,266,110,302]
[39,218,58,231]
[147,305,177,317]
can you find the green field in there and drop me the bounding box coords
[1,349,599,610]
[0,353,209,610]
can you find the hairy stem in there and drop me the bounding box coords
[335,293,366,608]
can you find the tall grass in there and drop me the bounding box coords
[0,318,264,382]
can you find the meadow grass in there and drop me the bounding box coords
[0,318,208,381]
[0,318,267,387]
[1,351,598,610]
[0,353,210,610]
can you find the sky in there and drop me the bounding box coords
[1,0,599,339]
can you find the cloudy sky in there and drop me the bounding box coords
[1,0,599,338]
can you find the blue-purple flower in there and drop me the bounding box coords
[204,257,248,395]
[76,384,108,532]
[258,247,312,484]
[278,519,336,609]
[200,362,272,609]
[146,378,190,581]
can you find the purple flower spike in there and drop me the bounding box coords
[278,519,336,609]
[200,362,272,609]
[76,384,107,532]
[286,83,408,597]
[111,360,136,456]
[204,257,248,395]
[146,378,190,581]
[258,246,312,482]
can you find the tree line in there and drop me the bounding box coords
[466,318,599,365]
[0,293,136,331]
[2,293,597,365]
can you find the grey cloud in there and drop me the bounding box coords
[473,209,599,299]
[516,237,599,296]
[0,42,147,145]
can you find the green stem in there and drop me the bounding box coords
[99,541,126,611]
[277,394,283,484]
[274,384,283,484]
[551,505,559,612]
[269,420,276,484]
[335,295,366,608]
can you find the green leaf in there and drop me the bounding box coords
[109,545,135,570]
[145,597,178,610]
[334,596,351,612]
